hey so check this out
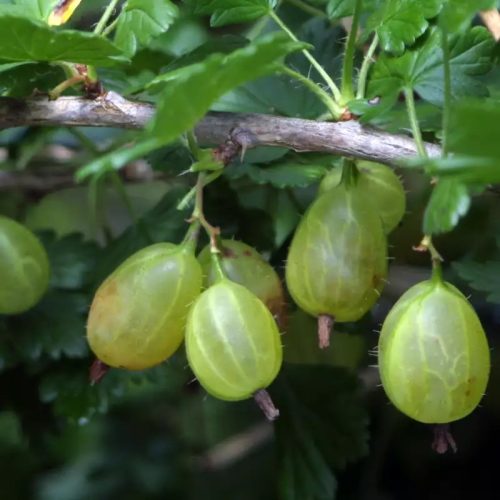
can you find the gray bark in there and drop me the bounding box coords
[0,92,441,190]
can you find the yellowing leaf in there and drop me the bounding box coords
[48,0,83,26]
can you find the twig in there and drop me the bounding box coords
[196,422,273,470]
[0,170,75,192]
[0,167,162,192]
[0,94,442,167]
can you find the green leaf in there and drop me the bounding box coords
[366,0,443,55]
[448,98,500,160]
[14,0,57,20]
[161,34,248,73]
[39,365,122,421]
[90,186,191,285]
[5,291,89,362]
[453,259,500,304]
[149,33,305,143]
[327,0,355,19]
[409,99,500,186]
[283,310,366,369]
[0,61,62,96]
[114,0,179,57]
[272,365,369,499]
[0,15,127,66]
[39,356,188,422]
[278,427,337,500]
[441,0,498,32]
[194,0,274,27]
[38,233,100,290]
[423,178,470,234]
[369,27,494,107]
[79,35,304,180]
[215,19,345,119]
[76,138,163,182]
[228,162,328,188]
[407,155,500,185]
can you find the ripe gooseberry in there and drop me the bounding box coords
[286,172,388,347]
[185,278,282,418]
[319,160,406,233]
[0,215,50,315]
[198,239,286,327]
[378,276,490,424]
[87,242,202,370]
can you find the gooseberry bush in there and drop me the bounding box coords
[1,0,500,498]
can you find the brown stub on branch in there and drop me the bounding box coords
[212,127,258,165]
[318,314,335,349]
[340,109,355,121]
[89,359,110,385]
[84,80,105,100]
[431,424,458,454]
[254,389,280,421]
[74,64,105,99]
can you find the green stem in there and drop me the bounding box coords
[67,128,99,155]
[48,75,85,100]
[182,220,201,252]
[419,235,443,279]
[281,66,343,119]
[55,62,80,79]
[286,0,326,18]
[187,130,202,161]
[192,174,220,247]
[210,251,226,282]
[109,170,153,243]
[191,173,225,280]
[341,0,363,102]
[340,158,359,188]
[176,171,222,211]
[356,33,378,99]
[89,174,113,245]
[269,10,342,103]
[94,0,121,35]
[440,24,451,157]
[245,14,270,40]
[102,16,119,37]
[404,87,427,158]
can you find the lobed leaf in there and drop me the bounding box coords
[327,0,356,20]
[423,178,470,234]
[366,0,443,55]
[453,259,500,304]
[369,27,494,107]
[273,364,369,499]
[194,0,275,27]
[0,15,127,66]
[114,0,179,57]
[227,162,328,188]
[149,32,306,143]
[441,0,498,32]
